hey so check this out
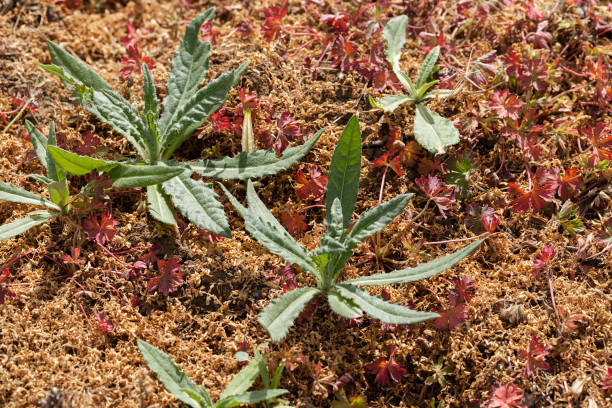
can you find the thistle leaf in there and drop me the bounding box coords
[0,211,56,242]
[413,103,460,155]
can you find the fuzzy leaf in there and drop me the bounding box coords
[413,103,460,155]
[161,171,230,237]
[327,290,363,319]
[0,211,55,242]
[24,120,49,169]
[47,40,113,92]
[219,353,266,400]
[347,194,413,245]
[345,239,483,286]
[147,184,176,226]
[107,164,184,188]
[136,340,201,408]
[0,181,60,211]
[416,46,440,88]
[383,15,408,72]
[372,94,414,112]
[334,284,438,324]
[47,146,116,175]
[220,390,289,407]
[326,115,361,229]
[189,128,324,180]
[258,287,321,342]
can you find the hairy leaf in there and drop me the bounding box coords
[347,194,412,245]
[0,181,60,211]
[416,46,440,88]
[220,390,288,407]
[327,290,362,319]
[107,164,184,188]
[147,184,176,226]
[413,103,460,155]
[371,94,414,112]
[0,211,55,241]
[47,40,113,92]
[47,146,116,175]
[383,15,408,72]
[219,353,265,400]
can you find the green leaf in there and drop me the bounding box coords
[45,121,66,183]
[327,290,362,319]
[158,8,215,141]
[47,146,116,175]
[334,284,439,324]
[416,46,440,88]
[28,174,52,186]
[344,239,484,286]
[161,69,237,158]
[231,61,249,86]
[48,180,69,209]
[24,120,48,169]
[0,181,60,211]
[219,353,265,400]
[47,40,113,92]
[142,63,159,161]
[161,171,230,237]
[258,287,322,342]
[189,128,324,180]
[136,340,202,408]
[415,80,439,101]
[108,164,184,188]
[220,390,289,407]
[220,181,319,277]
[147,184,176,226]
[383,15,408,72]
[413,103,460,155]
[347,194,413,245]
[323,197,344,240]
[372,94,414,113]
[0,211,55,242]
[142,63,159,118]
[326,116,361,229]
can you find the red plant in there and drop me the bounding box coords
[280,206,308,237]
[0,269,16,305]
[531,244,555,279]
[209,109,232,133]
[261,111,302,154]
[507,168,555,213]
[415,175,456,218]
[147,258,184,296]
[365,347,406,385]
[582,123,612,166]
[466,203,499,233]
[550,167,583,201]
[120,44,154,78]
[94,310,114,333]
[200,21,220,44]
[82,213,119,246]
[518,335,550,377]
[433,299,468,331]
[262,4,287,41]
[450,275,475,304]
[294,165,327,201]
[369,152,403,176]
[487,382,526,408]
[488,90,523,120]
[603,367,612,391]
[76,131,102,155]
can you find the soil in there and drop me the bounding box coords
[0,1,610,407]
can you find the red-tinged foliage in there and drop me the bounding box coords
[280,206,308,237]
[119,21,138,47]
[488,90,523,120]
[120,44,154,78]
[76,131,102,155]
[365,347,406,386]
[531,244,555,279]
[267,264,298,293]
[518,54,548,92]
[482,211,500,233]
[582,123,612,166]
[62,248,84,266]
[294,165,327,201]
[528,21,552,49]
[518,335,550,377]
[450,275,475,304]
[487,383,526,408]
[262,111,302,154]
[415,175,456,218]
[330,35,359,72]
[93,310,114,333]
[200,21,220,44]
[209,109,232,133]
[0,269,16,305]
[501,47,521,78]
[558,306,586,335]
[585,55,611,107]
[147,258,184,296]
[507,169,555,213]
[262,4,287,41]
[418,158,445,175]
[82,213,119,246]
[466,204,499,233]
[198,229,224,244]
[550,167,583,201]
[369,152,403,176]
[53,0,81,11]
[433,300,468,331]
[603,367,612,390]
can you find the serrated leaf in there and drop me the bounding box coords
[189,128,324,180]
[136,340,202,408]
[416,46,440,88]
[324,197,344,240]
[327,290,363,319]
[219,353,265,400]
[220,181,318,277]
[345,239,483,286]
[258,287,321,342]
[415,80,439,101]
[47,146,116,175]
[347,194,413,245]
[161,171,230,237]
[28,174,52,186]
[334,284,439,324]
[108,164,184,188]
[24,120,49,169]
[158,8,215,140]
[326,115,361,229]
[383,15,408,72]
[373,94,414,112]
[47,40,113,92]
[414,103,460,155]
[147,184,176,226]
[0,181,60,211]
[220,390,289,407]
[142,64,159,161]
[0,211,55,242]
[142,64,159,118]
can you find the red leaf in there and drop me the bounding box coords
[262,5,287,41]
[294,165,327,201]
[0,269,16,305]
[518,335,550,377]
[365,347,406,385]
[82,213,119,246]
[450,275,475,304]
[488,90,524,120]
[432,300,468,331]
[488,382,526,408]
[210,109,232,133]
[280,206,307,237]
[583,123,612,166]
[508,169,555,213]
[531,244,555,279]
[603,367,612,390]
[369,152,403,176]
[93,310,114,333]
[147,258,184,296]
[415,175,456,218]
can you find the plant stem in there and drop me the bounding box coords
[1,99,31,135]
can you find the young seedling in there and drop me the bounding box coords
[137,340,288,408]
[370,15,460,155]
[222,116,483,341]
[43,7,323,237]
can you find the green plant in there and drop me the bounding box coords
[370,15,460,155]
[137,340,288,408]
[44,7,322,237]
[222,116,483,341]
